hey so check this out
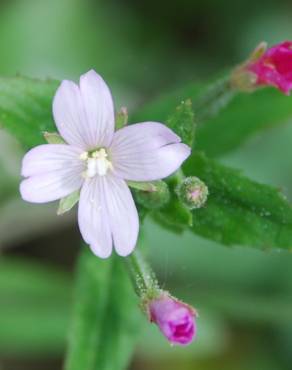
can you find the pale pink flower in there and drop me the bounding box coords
[149,294,197,345]
[20,70,191,258]
[248,41,292,94]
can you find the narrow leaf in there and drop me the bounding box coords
[64,248,141,370]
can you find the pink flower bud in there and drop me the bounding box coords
[247,41,292,94]
[148,294,197,345]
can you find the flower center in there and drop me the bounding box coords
[80,148,113,178]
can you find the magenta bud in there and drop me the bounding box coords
[232,41,292,95]
[148,294,197,346]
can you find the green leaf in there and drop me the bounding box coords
[156,197,193,228]
[184,152,292,250]
[0,76,59,148]
[64,248,141,370]
[196,88,292,157]
[167,98,195,146]
[0,257,71,355]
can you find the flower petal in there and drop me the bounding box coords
[110,122,191,181]
[78,177,113,258]
[20,168,83,203]
[53,70,115,149]
[79,70,115,148]
[53,79,89,149]
[78,175,139,258]
[21,144,84,177]
[104,174,139,256]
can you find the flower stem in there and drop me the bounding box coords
[126,250,160,300]
[193,74,237,123]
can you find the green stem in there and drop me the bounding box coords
[126,250,160,300]
[193,74,237,123]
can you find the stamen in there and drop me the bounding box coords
[81,148,113,178]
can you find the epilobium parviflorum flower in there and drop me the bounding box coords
[148,293,197,346]
[20,70,191,258]
[232,41,292,94]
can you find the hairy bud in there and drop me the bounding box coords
[176,176,208,209]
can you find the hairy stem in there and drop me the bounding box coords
[126,250,160,300]
[193,74,237,123]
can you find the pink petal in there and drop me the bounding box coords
[21,144,84,177]
[247,41,292,95]
[53,80,89,149]
[104,174,139,256]
[20,169,83,203]
[78,175,139,258]
[78,177,113,258]
[79,70,115,148]
[110,122,191,181]
[149,295,196,346]
[53,70,115,150]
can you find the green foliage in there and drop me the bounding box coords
[0,76,58,149]
[133,77,292,159]
[167,99,195,147]
[64,248,141,370]
[184,152,292,250]
[0,257,70,355]
[196,88,292,157]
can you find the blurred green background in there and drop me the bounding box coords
[1,0,292,369]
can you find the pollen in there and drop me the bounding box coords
[81,148,113,178]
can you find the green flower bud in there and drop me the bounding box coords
[134,180,170,210]
[176,176,208,210]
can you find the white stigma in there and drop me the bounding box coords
[80,148,113,178]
